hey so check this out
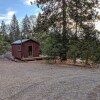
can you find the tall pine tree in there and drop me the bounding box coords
[36,0,70,60]
[22,15,31,38]
[10,14,20,42]
[0,21,7,40]
[35,0,99,64]
[68,0,99,64]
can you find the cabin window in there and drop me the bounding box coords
[18,45,21,51]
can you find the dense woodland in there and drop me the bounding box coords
[0,0,100,65]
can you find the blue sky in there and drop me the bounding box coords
[0,0,41,24]
[0,0,100,31]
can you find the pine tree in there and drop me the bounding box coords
[0,32,9,54]
[35,0,99,64]
[36,0,70,60]
[0,21,7,40]
[29,15,37,30]
[10,14,20,42]
[22,15,31,38]
[68,0,99,64]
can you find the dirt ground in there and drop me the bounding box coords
[0,61,100,100]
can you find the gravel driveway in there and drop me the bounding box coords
[0,61,100,100]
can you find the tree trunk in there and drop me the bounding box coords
[85,54,89,65]
[73,53,76,64]
[61,0,67,61]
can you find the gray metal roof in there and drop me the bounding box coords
[12,39,30,44]
[12,39,40,45]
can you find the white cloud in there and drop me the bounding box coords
[24,0,36,5]
[7,11,15,17]
[0,16,6,20]
[0,10,16,24]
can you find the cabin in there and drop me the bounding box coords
[12,39,40,60]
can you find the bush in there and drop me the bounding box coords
[44,56,56,64]
[42,32,62,60]
[0,36,10,55]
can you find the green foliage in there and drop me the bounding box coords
[36,0,71,60]
[22,15,32,38]
[44,56,56,64]
[91,41,100,64]
[10,14,20,42]
[68,37,80,64]
[35,0,100,65]
[0,35,10,55]
[42,32,62,59]
[94,47,100,64]
[0,21,6,40]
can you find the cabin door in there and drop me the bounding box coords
[28,46,32,57]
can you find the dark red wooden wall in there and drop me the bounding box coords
[12,40,40,59]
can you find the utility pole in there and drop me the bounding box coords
[21,32,23,59]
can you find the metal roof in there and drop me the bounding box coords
[12,39,32,44]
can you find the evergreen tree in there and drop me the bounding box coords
[35,0,99,64]
[43,32,62,60]
[32,13,49,50]
[0,32,9,54]
[22,15,31,38]
[35,13,49,33]
[36,0,70,60]
[0,21,7,40]
[10,14,20,42]
[29,15,37,30]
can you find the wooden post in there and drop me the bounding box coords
[21,32,22,59]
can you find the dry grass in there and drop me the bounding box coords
[34,59,99,68]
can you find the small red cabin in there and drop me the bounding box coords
[12,39,40,59]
